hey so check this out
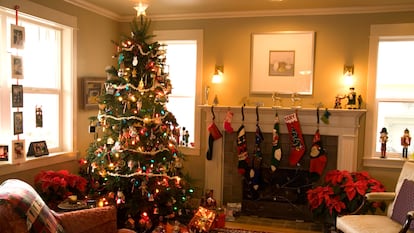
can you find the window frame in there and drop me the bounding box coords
[364,23,414,168]
[0,1,77,175]
[153,29,203,156]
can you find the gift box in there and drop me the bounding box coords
[188,206,216,233]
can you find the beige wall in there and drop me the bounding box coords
[0,0,120,184]
[148,12,414,191]
[3,1,414,191]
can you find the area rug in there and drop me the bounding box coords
[210,228,270,233]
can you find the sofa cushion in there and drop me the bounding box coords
[0,179,64,233]
[336,215,414,233]
[391,179,414,229]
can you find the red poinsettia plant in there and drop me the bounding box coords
[307,170,386,219]
[34,170,88,208]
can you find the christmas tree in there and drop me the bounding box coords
[82,16,195,232]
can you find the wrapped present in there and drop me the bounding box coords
[188,206,216,233]
[214,209,226,229]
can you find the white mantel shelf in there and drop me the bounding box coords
[199,105,366,205]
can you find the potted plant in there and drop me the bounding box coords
[34,170,88,209]
[307,170,386,227]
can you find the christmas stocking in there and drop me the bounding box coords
[250,124,263,190]
[206,122,222,160]
[271,114,282,172]
[223,110,234,133]
[284,112,305,166]
[236,124,249,175]
[309,129,327,181]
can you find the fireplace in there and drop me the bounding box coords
[200,106,366,217]
[223,132,338,220]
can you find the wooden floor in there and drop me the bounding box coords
[223,215,326,233]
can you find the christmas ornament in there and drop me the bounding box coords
[284,112,305,166]
[35,105,43,128]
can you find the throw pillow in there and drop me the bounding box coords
[391,178,414,229]
[0,179,65,233]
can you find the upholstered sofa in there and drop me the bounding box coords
[0,179,136,233]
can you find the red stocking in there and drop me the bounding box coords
[223,110,234,133]
[284,112,305,166]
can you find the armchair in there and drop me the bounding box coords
[0,179,135,233]
[336,162,414,233]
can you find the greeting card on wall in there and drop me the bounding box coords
[11,140,25,164]
[11,55,23,79]
[250,31,315,95]
[13,111,23,135]
[12,84,23,108]
[11,24,25,49]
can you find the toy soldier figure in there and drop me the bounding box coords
[379,127,388,158]
[401,128,411,159]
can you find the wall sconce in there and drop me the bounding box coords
[343,65,355,87]
[343,65,354,76]
[134,2,148,16]
[211,65,223,105]
[212,65,223,84]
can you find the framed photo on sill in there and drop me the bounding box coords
[11,55,23,79]
[81,77,105,110]
[0,145,8,161]
[250,31,315,95]
[12,84,23,108]
[13,111,23,135]
[27,141,49,157]
[11,140,25,164]
[11,24,25,49]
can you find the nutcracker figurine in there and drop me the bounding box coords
[379,127,388,158]
[401,128,411,159]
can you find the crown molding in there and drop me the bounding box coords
[64,0,414,22]
[63,0,122,21]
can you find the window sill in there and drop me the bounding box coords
[178,146,200,156]
[363,157,410,169]
[0,151,78,176]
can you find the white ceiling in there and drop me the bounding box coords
[64,0,414,21]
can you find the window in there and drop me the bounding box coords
[0,2,76,172]
[154,30,203,155]
[365,23,414,165]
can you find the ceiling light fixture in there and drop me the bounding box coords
[134,2,148,16]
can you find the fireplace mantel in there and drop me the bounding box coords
[200,105,366,205]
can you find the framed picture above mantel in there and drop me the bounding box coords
[250,31,315,95]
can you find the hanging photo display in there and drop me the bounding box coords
[13,111,23,135]
[11,24,25,49]
[11,55,23,79]
[11,84,23,108]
